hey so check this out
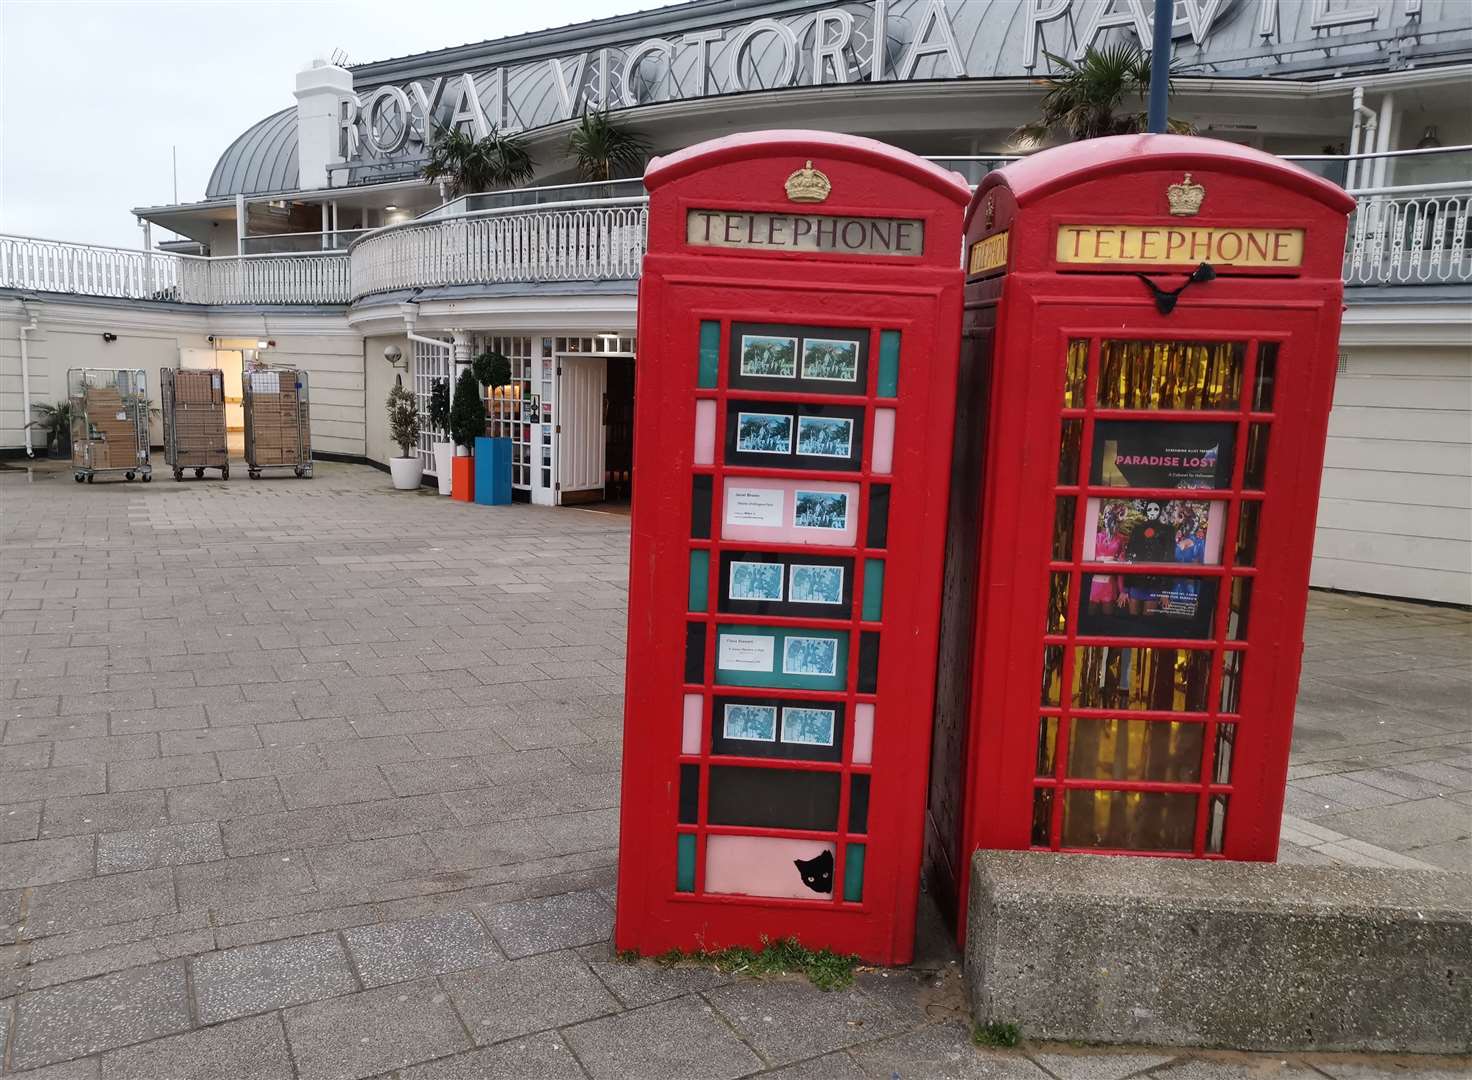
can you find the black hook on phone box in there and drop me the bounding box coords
[1135,262,1217,315]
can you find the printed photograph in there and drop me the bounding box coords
[793,490,848,531]
[782,635,839,677]
[739,335,798,378]
[1091,420,1236,490]
[1087,497,1218,569]
[729,560,784,602]
[781,706,837,746]
[1080,572,1217,641]
[795,416,853,458]
[735,412,794,454]
[801,338,860,382]
[788,564,844,605]
[723,703,778,742]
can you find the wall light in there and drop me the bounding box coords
[102,333,117,343]
[384,205,398,212]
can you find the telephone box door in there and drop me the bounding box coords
[984,294,1336,860]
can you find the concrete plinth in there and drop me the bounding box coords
[966,850,1472,1053]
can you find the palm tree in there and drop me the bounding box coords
[1013,43,1192,147]
[422,126,536,196]
[568,111,651,182]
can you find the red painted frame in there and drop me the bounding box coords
[927,136,1355,941]
[617,132,969,965]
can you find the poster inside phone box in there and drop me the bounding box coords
[616,131,969,965]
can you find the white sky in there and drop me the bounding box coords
[0,0,682,249]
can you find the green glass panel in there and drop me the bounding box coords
[862,559,885,621]
[698,321,721,389]
[877,331,900,397]
[688,549,709,612]
[676,833,696,892]
[843,843,866,902]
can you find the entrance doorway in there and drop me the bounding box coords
[552,335,636,507]
[178,346,244,457]
[604,356,635,505]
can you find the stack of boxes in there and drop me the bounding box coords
[245,369,311,468]
[166,369,228,470]
[72,380,146,471]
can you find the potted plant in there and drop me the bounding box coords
[422,126,536,196]
[568,110,651,184]
[385,377,423,489]
[471,350,514,506]
[428,377,454,496]
[448,367,486,502]
[26,400,72,459]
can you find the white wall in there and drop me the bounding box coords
[363,333,410,464]
[1312,342,1472,606]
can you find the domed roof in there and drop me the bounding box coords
[206,107,299,199]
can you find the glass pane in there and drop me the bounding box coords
[1220,651,1245,714]
[697,321,720,389]
[1035,717,1058,776]
[1235,501,1262,567]
[1227,578,1253,641]
[1046,573,1070,635]
[1253,343,1277,411]
[1072,645,1213,712]
[1207,795,1228,854]
[857,632,880,695]
[1061,789,1198,852]
[678,764,699,824]
[1058,420,1083,486]
[1031,787,1054,847]
[877,330,901,397]
[688,550,709,612]
[1052,497,1077,561]
[691,476,713,539]
[1097,340,1244,410]
[848,774,870,834]
[1040,645,1065,706]
[1066,718,1204,783]
[1244,424,1271,490]
[862,559,885,622]
[1213,723,1236,784]
[1063,339,1088,407]
[676,834,696,892]
[707,765,840,830]
[867,485,890,549]
[843,843,866,902]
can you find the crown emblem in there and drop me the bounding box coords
[785,160,831,203]
[982,194,995,230]
[1167,173,1206,216]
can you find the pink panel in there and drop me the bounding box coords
[720,478,860,547]
[694,400,717,465]
[872,409,896,475]
[853,703,875,764]
[682,694,703,755]
[705,834,837,899]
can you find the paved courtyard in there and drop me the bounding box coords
[1,460,1467,1079]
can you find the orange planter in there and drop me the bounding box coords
[451,454,475,502]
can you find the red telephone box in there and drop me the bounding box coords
[616,131,969,964]
[926,136,1355,936]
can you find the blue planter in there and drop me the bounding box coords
[474,437,512,505]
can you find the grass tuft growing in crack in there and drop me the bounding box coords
[625,936,861,990]
[972,1021,1022,1048]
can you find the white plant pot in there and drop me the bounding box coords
[389,456,423,490]
[432,441,454,495]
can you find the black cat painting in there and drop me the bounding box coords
[794,849,834,894]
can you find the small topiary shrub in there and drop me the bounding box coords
[449,368,486,451]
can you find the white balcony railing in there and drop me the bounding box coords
[1344,185,1471,286]
[0,234,351,305]
[348,197,648,299]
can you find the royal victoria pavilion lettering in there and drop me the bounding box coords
[337,0,1431,168]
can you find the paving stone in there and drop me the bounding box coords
[26,928,216,989]
[313,735,423,770]
[343,910,502,987]
[97,822,225,874]
[755,1050,869,1079]
[107,753,220,792]
[223,807,349,856]
[99,1012,294,1080]
[343,794,459,840]
[397,1033,586,1080]
[25,869,177,937]
[423,820,550,871]
[167,778,285,823]
[2,1058,102,1079]
[442,949,619,1045]
[3,764,107,802]
[577,942,734,1008]
[380,757,485,797]
[1316,798,1471,849]
[848,1021,1052,1079]
[0,741,53,770]
[706,977,909,1067]
[175,852,315,913]
[50,735,158,767]
[1312,1063,1471,1079]
[159,726,262,757]
[306,835,437,890]
[0,836,94,888]
[479,887,614,957]
[0,799,42,842]
[193,932,359,1023]
[40,792,170,837]
[217,745,323,779]
[1145,1061,1323,1080]
[1032,1050,1178,1079]
[283,977,472,1080]
[10,961,191,1070]
[565,994,763,1080]
[279,767,393,809]
[533,807,620,856]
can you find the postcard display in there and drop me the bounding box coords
[926,136,1355,940]
[616,132,969,964]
